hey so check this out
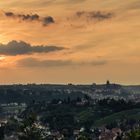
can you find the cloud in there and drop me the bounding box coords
[82,60,107,66]
[42,16,54,26]
[4,12,54,26]
[59,0,86,5]
[17,58,72,67]
[75,11,113,20]
[17,57,107,67]
[0,40,64,56]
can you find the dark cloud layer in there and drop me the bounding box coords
[0,40,64,56]
[17,57,107,67]
[4,12,54,26]
[75,11,113,20]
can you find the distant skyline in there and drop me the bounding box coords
[0,0,139,84]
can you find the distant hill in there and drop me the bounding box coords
[0,83,139,103]
[123,85,140,94]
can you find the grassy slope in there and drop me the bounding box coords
[94,108,140,127]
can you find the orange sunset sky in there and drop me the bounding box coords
[0,0,139,84]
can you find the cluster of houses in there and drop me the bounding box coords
[0,116,140,140]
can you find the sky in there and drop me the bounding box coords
[0,0,139,84]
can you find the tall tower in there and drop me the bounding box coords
[106,80,110,85]
[106,80,111,89]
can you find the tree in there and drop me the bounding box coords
[0,126,4,140]
[124,129,140,140]
[77,132,92,140]
[18,112,45,140]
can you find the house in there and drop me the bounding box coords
[99,131,117,140]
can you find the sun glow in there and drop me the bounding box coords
[0,56,5,60]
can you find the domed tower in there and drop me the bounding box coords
[106,80,110,85]
[106,80,111,88]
